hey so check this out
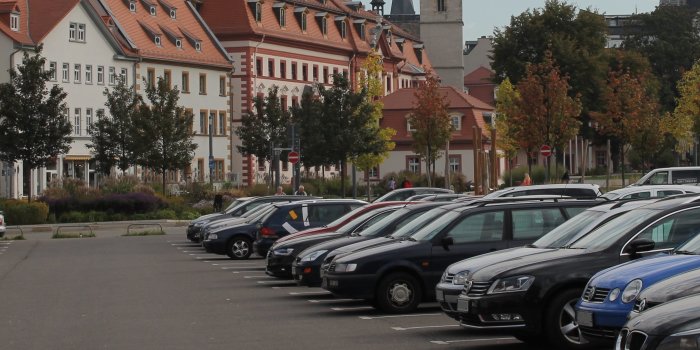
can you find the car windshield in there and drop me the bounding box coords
[409,210,463,241]
[355,207,412,237]
[601,192,620,200]
[325,205,370,228]
[224,198,252,214]
[674,233,700,255]
[336,208,396,234]
[239,204,273,218]
[531,210,606,248]
[389,207,447,238]
[568,208,660,250]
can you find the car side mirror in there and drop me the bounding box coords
[626,238,655,259]
[441,236,454,250]
[256,221,263,229]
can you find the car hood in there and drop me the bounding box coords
[639,267,700,304]
[589,254,700,289]
[334,239,426,263]
[192,212,225,224]
[296,235,370,256]
[206,217,249,231]
[275,226,335,244]
[445,247,553,275]
[210,222,255,234]
[330,237,397,257]
[627,294,700,336]
[470,248,589,281]
[275,232,344,249]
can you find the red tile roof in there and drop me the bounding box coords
[382,86,493,111]
[28,0,79,42]
[0,0,32,44]
[464,66,495,85]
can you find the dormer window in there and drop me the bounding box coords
[154,35,161,46]
[10,13,19,32]
[395,38,405,51]
[273,3,286,28]
[301,12,307,31]
[354,19,366,40]
[175,39,182,48]
[179,26,203,51]
[150,6,156,15]
[159,24,184,49]
[170,9,176,18]
[316,12,328,36]
[386,30,392,45]
[158,0,177,18]
[414,44,424,64]
[129,0,136,12]
[255,2,262,22]
[335,16,347,39]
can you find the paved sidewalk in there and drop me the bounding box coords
[3,220,190,240]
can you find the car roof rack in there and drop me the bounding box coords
[465,196,605,207]
[608,197,661,209]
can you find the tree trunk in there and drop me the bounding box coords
[426,144,432,187]
[621,144,626,187]
[340,159,346,198]
[162,168,167,196]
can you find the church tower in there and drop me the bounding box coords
[420,0,464,89]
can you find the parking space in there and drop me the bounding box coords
[0,241,11,255]
[167,239,538,349]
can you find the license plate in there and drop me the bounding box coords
[436,290,444,301]
[457,298,469,312]
[577,310,594,327]
[291,266,296,275]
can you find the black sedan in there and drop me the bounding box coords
[455,195,700,349]
[616,294,700,350]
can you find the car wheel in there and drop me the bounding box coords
[375,272,422,314]
[544,288,589,349]
[226,237,252,260]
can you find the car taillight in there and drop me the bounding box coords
[260,227,277,238]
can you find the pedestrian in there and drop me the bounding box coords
[213,193,223,212]
[522,173,532,186]
[401,178,412,188]
[274,186,286,195]
[562,170,570,184]
[294,185,308,196]
[388,177,397,191]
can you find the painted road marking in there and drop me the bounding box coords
[308,299,354,303]
[429,337,515,345]
[392,325,460,331]
[231,270,268,274]
[289,291,331,296]
[330,306,373,311]
[218,264,262,268]
[243,275,274,279]
[256,280,297,285]
[358,313,442,320]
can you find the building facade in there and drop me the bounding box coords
[419,0,463,89]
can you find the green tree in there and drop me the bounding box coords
[0,47,71,201]
[624,5,700,112]
[666,60,700,158]
[87,78,141,176]
[132,78,196,195]
[409,72,451,187]
[293,90,328,168]
[492,78,521,185]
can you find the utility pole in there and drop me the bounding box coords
[209,114,214,185]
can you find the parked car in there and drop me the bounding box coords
[436,199,656,320]
[186,195,315,242]
[253,199,367,257]
[454,195,700,350]
[265,204,402,278]
[408,193,473,202]
[0,210,5,237]
[631,267,700,317]
[197,203,281,243]
[615,294,700,350]
[601,184,700,200]
[272,201,408,245]
[630,166,700,186]
[322,198,600,313]
[202,204,283,258]
[286,202,447,285]
[483,184,602,199]
[373,187,453,202]
[576,231,700,344]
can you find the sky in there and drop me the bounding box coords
[383,0,660,40]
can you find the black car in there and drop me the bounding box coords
[265,205,401,278]
[616,294,700,350]
[373,187,453,202]
[202,204,281,259]
[321,198,600,313]
[287,202,447,285]
[187,195,315,242]
[631,266,700,315]
[436,199,656,320]
[252,199,366,257]
[454,195,700,349]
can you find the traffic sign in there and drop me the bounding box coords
[288,151,300,164]
[540,145,552,157]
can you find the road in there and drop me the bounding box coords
[0,229,542,350]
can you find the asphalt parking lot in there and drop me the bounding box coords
[0,230,542,350]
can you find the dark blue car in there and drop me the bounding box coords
[576,226,700,344]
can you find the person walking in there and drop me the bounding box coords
[401,178,412,188]
[274,186,286,195]
[294,185,308,196]
[561,170,570,184]
[213,193,223,212]
[522,173,532,186]
[388,177,397,191]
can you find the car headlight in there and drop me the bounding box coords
[301,250,327,262]
[656,328,700,350]
[208,233,218,240]
[609,288,620,302]
[334,263,357,273]
[272,248,294,256]
[487,276,535,294]
[453,271,470,285]
[621,279,643,303]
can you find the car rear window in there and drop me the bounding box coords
[672,170,700,185]
[512,208,565,240]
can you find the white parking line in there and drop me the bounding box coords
[170,243,198,246]
[0,241,12,244]
[359,313,442,320]
[210,262,259,266]
[219,265,263,268]
[330,306,374,311]
[183,251,209,253]
[308,299,354,303]
[289,291,332,296]
[257,280,297,285]
[392,325,459,331]
[243,275,274,279]
[232,270,268,274]
[429,337,515,345]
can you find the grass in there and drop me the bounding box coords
[123,230,164,237]
[1,235,25,240]
[52,232,96,239]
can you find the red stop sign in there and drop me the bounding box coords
[288,151,300,164]
[540,145,552,157]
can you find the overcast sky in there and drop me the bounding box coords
[384,0,659,40]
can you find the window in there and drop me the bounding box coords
[74,108,82,135]
[85,65,92,84]
[86,108,93,130]
[323,67,328,84]
[258,158,266,171]
[302,64,308,81]
[359,23,365,40]
[97,66,104,84]
[10,14,19,32]
[164,70,171,88]
[62,63,69,82]
[512,208,565,240]
[659,190,684,197]
[69,23,86,42]
[291,62,297,80]
[292,96,299,108]
[368,166,379,179]
[175,39,182,48]
[255,2,262,22]
[321,17,328,35]
[406,118,416,132]
[120,68,128,84]
[150,6,156,16]
[74,64,81,83]
[621,192,651,200]
[634,208,700,251]
[199,111,207,134]
[199,73,206,94]
[280,61,286,79]
[129,0,136,12]
[672,170,700,184]
[49,62,57,81]
[209,111,216,135]
[182,72,189,93]
[268,58,275,77]
[195,41,201,52]
[219,76,226,96]
[170,8,177,19]
[449,155,461,173]
[77,23,86,42]
[312,65,318,81]
[451,115,461,130]
[282,159,288,171]
[437,0,446,12]
[218,111,226,135]
[215,160,224,181]
[447,211,504,243]
[407,156,420,173]
[340,21,347,38]
[154,35,161,46]
[301,12,307,31]
[146,68,155,88]
[279,7,286,27]
[386,75,391,92]
[256,58,263,76]
[69,23,76,41]
[109,67,116,85]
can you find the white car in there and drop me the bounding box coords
[0,211,5,237]
[483,184,602,199]
[601,184,700,200]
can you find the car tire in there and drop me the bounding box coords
[226,237,252,260]
[375,272,422,314]
[544,288,590,349]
